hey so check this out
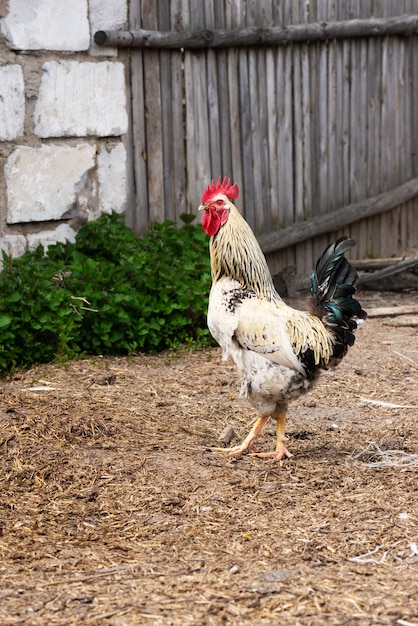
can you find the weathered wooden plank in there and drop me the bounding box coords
[332,37,344,211]
[302,0,322,274]
[347,35,363,255]
[378,35,400,256]
[262,52,273,232]
[128,0,148,232]
[351,257,404,270]
[158,2,176,221]
[206,47,222,178]
[265,47,278,231]
[184,2,212,212]
[290,0,303,228]
[299,40,315,273]
[340,39,351,206]
[258,177,418,253]
[327,39,337,212]
[389,37,401,189]
[366,38,380,198]
[404,37,415,182]
[249,1,274,232]
[226,48,243,191]
[292,40,304,224]
[406,198,418,251]
[247,48,261,232]
[308,30,331,269]
[276,45,294,229]
[212,3,232,177]
[307,41,319,222]
[277,0,297,269]
[120,59,135,231]
[317,41,329,213]
[412,35,418,179]
[167,0,187,220]
[314,33,335,265]
[204,5,223,181]
[399,36,410,190]
[214,49,232,176]
[142,0,164,223]
[355,39,369,253]
[253,47,269,233]
[366,305,418,318]
[94,14,418,48]
[225,2,244,200]
[272,0,289,26]
[243,0,264,231]
[238,49,255,228]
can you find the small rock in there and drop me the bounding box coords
[218,425,236,446]
[303,398,317,408]
[92,374,116,386]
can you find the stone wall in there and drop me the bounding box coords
[0,0,129,263]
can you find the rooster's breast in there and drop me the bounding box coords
[207,278,255,360]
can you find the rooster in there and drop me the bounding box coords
[199,177,366,460]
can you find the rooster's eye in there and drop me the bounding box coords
[216,200,223,206]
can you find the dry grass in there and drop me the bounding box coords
[1,290,417,625]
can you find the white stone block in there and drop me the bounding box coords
[34,61,128,137]
[97,143,127,217]
[89,0,128,57]
[0,65,25,141]
[0,234,27,268]
[5,144,96,224]
[27,224,77,252]
[1,0,90,51]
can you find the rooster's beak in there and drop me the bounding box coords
[198,204,207,211]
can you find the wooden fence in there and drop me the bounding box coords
[102,0,418,273]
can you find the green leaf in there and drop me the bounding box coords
[0,315,12,328]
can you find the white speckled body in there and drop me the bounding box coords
[208,277,315,417]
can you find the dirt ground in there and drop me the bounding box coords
[0,290,417,626]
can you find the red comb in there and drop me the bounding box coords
[201,177,239,204]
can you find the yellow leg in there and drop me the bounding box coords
[214,415,270,456]
[252,409,292,460]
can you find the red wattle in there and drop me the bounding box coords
[201,209,220,236]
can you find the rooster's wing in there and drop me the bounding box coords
[233,297,334,373]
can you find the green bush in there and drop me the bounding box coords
[0,213,212,375]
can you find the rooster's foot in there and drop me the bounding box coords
[212,442,254,457]
[251,444,292,460]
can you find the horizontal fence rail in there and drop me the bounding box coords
[95,14,418,48]
[258,177,418,254]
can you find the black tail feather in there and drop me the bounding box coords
[309,237,367,358]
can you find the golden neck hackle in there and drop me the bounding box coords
[209,202,279,302]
